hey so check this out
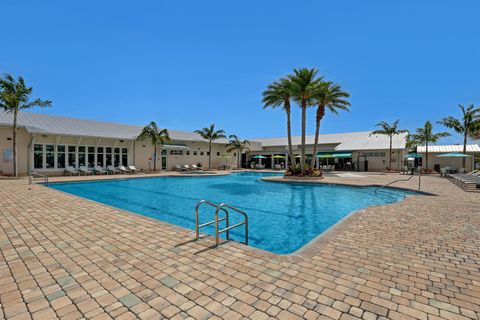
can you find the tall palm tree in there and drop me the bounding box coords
[262,77,296,166]
[289,68,322,174]
[194,124,226,170]
[409,121,449,170]
[137,121,170,171]
[310,81,350,169]
[438,104,480,167]
[226,135,250,168]
[371,120,408,171]
[0,74,52,177]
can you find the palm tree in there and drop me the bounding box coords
[371,120,408,171]
[0,74,52,177]
[438,104,480,168]
[262,77,296,166]
[137,121,170,171]
[289,68,322,174]
[226,135,250,168]
[409,121,449,170]
[194,124,226,170]
[310,81,350,169]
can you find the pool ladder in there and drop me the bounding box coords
[194,200,248,246]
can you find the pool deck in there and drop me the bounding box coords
[1,172,479,319]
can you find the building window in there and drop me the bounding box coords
[186,151,190,155]
[217,152,220,156]
[78,146,86,166]
[88,147,95,167]
[68,146,76,167]
[106,147,112,166]
[207,152,210,156]
[114,148,120,166]
[161,150,167,155]
[193,151,197,156]
[234,153,237,157]
[45,145,55,169]
[121,148,128,166]
[200,151,204,156]
[57,145,66,169]
[34,144,43,169]
[97,147,104,166]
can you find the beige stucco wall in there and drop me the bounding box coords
[0,127,30,176]
[135,139,237,171]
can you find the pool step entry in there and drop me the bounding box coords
[194,200,249,246]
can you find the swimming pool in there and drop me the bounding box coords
[49,172,415,254]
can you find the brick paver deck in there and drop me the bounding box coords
[0,173,479,319]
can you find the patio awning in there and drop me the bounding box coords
[162,144,191,150]
[316,152,352,158]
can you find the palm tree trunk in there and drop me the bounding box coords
[425,143,429,171]
[389,136,392,171]
[153,144,157,171]
[286,107,296,166]
[208,141,212,170]
[463,132,467,168]
[301,101,306,174]
[13,109,18,177]
[310,106,324,169]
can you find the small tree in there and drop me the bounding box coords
[438,104,480,168]
[289,68,322,175]
[262,77,296,166]
[371,120,408,171]
[226,135,250,168]
[194,124,226,170]
[310,81,350,169]
[409,121,449,170]
[137,121,170,171]
[0,74,52,176]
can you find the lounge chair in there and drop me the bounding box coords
[174,165,182,172]
[107,165,121,174]
[191,164,201,171]
[93,166,108,175]
[117,165,131,174]
[65,166,80,176]
[128,165,139,173]
[181,165,190,171]
[79,166,94,175]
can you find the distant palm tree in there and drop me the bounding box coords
[371,120,408,171]
[438,104,480,168]
[310,81,350,169]
[137,121,170,171]
[409,121,449,170]
[0,74,52,176]
[262,77,296,166]
[289,68,322,174]
[226,135,250,168]
[195,124,226,170]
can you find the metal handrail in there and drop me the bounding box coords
[374,167,421,194]
[29,172,49,185]
[215,203,248,246]
[194,200,229,240]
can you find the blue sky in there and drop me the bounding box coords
[2,1,479,143]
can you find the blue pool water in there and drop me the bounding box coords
[49,172,415,254]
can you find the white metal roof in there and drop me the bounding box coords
[253,131,408,151]
[417,144,480,153]
[0,111,229,143]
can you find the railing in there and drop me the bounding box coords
[194,200,249,247]
[215,203,248,246]
[29,172,49,185]
[374,167,421,194]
